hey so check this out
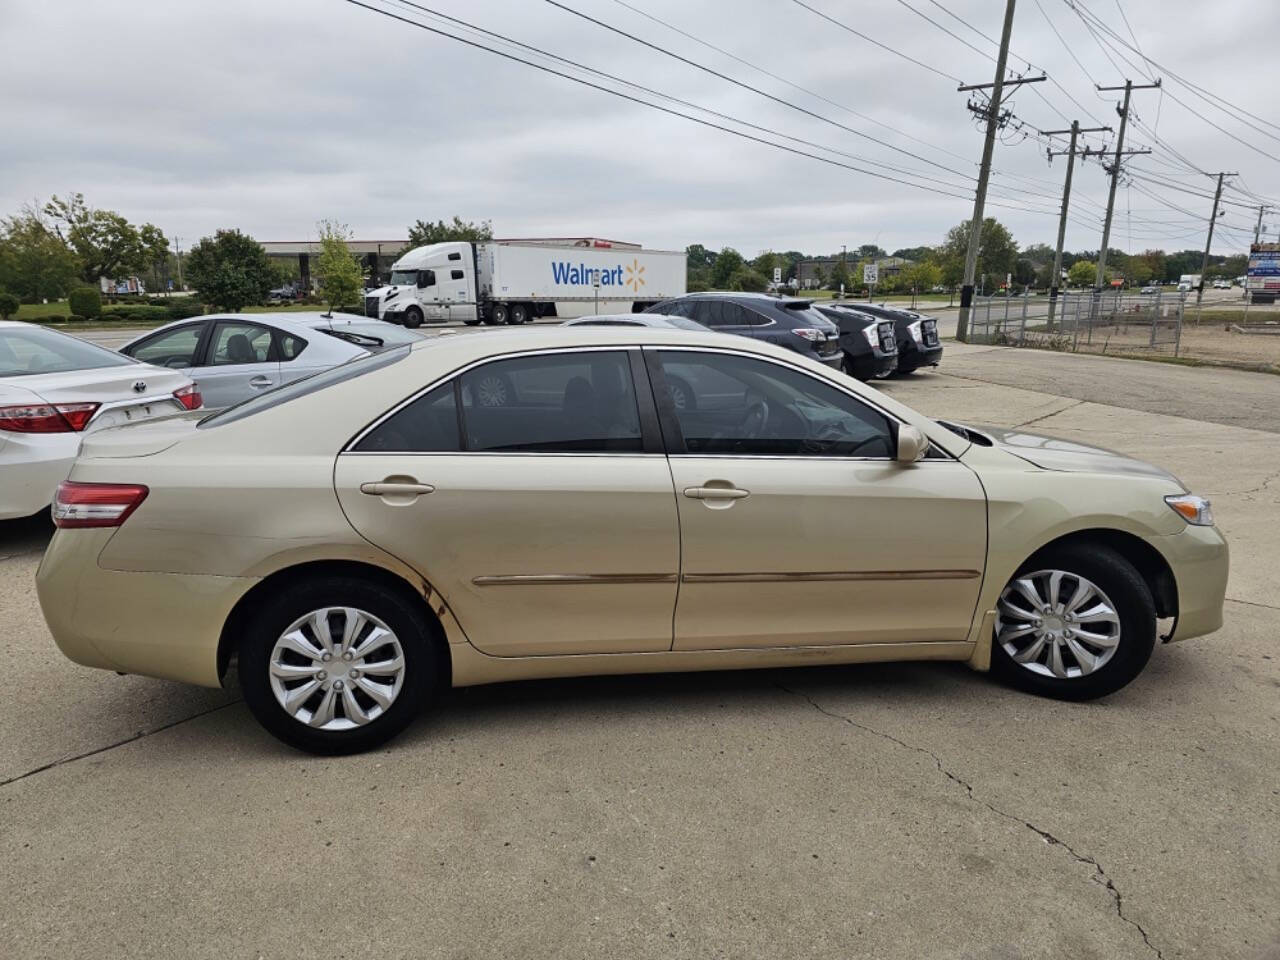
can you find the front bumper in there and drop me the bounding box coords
[1158,522,1229,642]
[0,431,79,520]
[36,528,255,687]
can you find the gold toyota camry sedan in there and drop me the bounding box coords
[36,328,1228,754]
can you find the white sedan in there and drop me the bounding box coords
[1,321,200,520]
[118,312,426,409]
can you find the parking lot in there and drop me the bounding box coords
[1,336,1277,959]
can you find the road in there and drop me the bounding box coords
[1,339,1277,959]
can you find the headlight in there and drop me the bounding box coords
[907,320,924,345]
[861,325,879,347]
[1165,494,1214,526]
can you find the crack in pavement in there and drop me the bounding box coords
[1013,399,1088,430]
[776,683,1164,959]
[0,700,241,788]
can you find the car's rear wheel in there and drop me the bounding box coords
[991,544,1156,701]
[238,576,440,754]
[403,306,424,329]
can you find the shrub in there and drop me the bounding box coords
[68,287,102,319]
[0,291,18,320]
[67,314,86,323]
[45,315,66,323]
[165,300,206,320]
[102,304,169,321]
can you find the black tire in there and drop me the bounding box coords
[510,303,529,325]
[488,303,509,326]
[238,575,441,754]
[463,316,483,326]
[403,306,424,329]
[840,353,869,382]
[991,544,1156,701]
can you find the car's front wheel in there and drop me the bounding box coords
[238,575,441,754]
[991,544,1156,701]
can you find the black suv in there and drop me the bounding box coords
[838,302,943,373]
[646,293,841,369]
[813,304,898,380]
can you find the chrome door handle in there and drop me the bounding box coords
[249,376,274,388]
[683,485,749,500]
[360,481,436,496]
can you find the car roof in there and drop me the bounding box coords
[673,291,813,306]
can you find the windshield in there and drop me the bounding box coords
[390,270,418,287]
[0,326,136,377]
[199,346,411,428]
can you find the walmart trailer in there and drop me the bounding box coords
[366,239,686,327]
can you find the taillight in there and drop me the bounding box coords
[790,328,825,342]
[0,402,100,433]
[52,481,149,528]
[173,384,203,411]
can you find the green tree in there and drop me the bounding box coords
[185,229,275,311]
[828,259,850,292]
[752,250,778,285]
[137,223,170,294]
[0,208,81,301]
[900,260,942,293]
[710,247,745,289]
[941,218,1017,292]
[404,216,493,252]
[0,291,18,319]
[891,245,935,262]
[856,243,886,260]
[43,193,144,284]
[1013,258,1037,286]
[1067,260,1096,288]
[315,220,364,315]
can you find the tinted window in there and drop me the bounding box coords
[209,321,273,366]
[354,382,459,452]
[278,333,307,361]
[459,351,642,453]
[447,252,462,261]
[660,300,695,319]
[126,324,203,368]
[739,306,771,326]
[694,301,725,327]
[656,351,894,457]
[0,326,136,377]
[450,269,464,280]
[420,270,435,288]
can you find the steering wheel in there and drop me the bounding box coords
[740,393,770,439]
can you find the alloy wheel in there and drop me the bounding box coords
[996,569,1121,679]
[268,606,406,731]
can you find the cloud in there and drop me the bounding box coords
[2,0,1273,256]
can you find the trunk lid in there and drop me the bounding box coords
[76,412,204,459]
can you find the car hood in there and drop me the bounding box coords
[77,412,204,459]
[959,422,1179,483]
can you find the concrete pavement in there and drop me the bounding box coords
[1,342,1277,959]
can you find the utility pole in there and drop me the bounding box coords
[1042,122,1111,328]
[173,236,184,292]
[954,0,1045,341]
[1194,171,1235,324]
[1254,205,1268,245]
[841,243,847,297]
[1094,80,1159,305]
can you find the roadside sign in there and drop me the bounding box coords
[863,263,878,285]
[773,267,782,284]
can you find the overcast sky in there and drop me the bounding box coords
[4,0,1277,258]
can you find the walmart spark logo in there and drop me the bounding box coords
[625,258,645,292]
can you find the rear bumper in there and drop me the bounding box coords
[898,341,944,372]
[842,350,899,380]
[0,431,78,520]
[36,529,254,687]
[1159,523,1229,642]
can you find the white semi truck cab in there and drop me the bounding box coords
[364,240,687,327]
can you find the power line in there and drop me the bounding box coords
[787,0,961,84]
[342,0,1067,216]
[542,0,987,180]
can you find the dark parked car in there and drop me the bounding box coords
[813,304,898,380]
[645,293,841,369]
[838,302,943,374]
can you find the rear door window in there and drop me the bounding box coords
[209,321,275,365]
[458,351,643,453]
[353,382,459,452]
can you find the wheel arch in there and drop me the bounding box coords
[1021,528,1178,619]
[217,558,454,685]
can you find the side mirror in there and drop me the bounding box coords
[896,424,929,463]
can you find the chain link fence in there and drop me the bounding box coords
[967,290,1185,356]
